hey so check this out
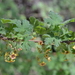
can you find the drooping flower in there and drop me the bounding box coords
[18,48,22,51]
[10,52,17,59]
[5,59,15,62]
[5,52,9,57]
[45,49,51,53]
[73,46,75,49]
[8,43,12,48]
[62,51,70,54]
[39,62,46,66]
[30,37,36,40]
[38,41,44,45]
[37,47,42,53]
[44,54,49,58]
[36,57,40,62]
[47,57,51,61]
[64,59,69,61]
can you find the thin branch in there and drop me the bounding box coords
[0,34,75,44]
[61,40,75,44]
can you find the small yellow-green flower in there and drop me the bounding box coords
[62,51,70,54]
[37,47,42,53]
[30,37,36,40]
[36,57,40,62]
[44,54,49,58]
[39,62,46,66]
[64,59,69,61]
[5,59,15,63]
[8,43,12,48]
[45,49,50,53]
[38,41,44,45]
[5,52,9,57]
[73,46,75,49]
[18,48,22,51]
[47,57,51,61]
[10,52,17,59]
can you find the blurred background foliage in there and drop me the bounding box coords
[0,0,75,75]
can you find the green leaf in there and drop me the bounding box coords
[13,19,33,34]
[35,26,46,34]
[30,16,44,27]
[54,39,61,47]
[44,11,63,25]
[29,16,36,25]
[29,17,39,27]
[23,36,35,51]
[62,18,75,25]
[1,19,11,23]
[45,37,55,45]
[0,27,6,34]
[45,37,61,47]
[42,34,50,38]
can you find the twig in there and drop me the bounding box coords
[0,33,75,44]
[61,40,75,44]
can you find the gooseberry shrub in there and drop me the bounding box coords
[0,11,75,66]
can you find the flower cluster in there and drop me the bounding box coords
[5,52,17,62]
[4,43,22,63]
[30,37,52,66]
[36,47,51,66]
